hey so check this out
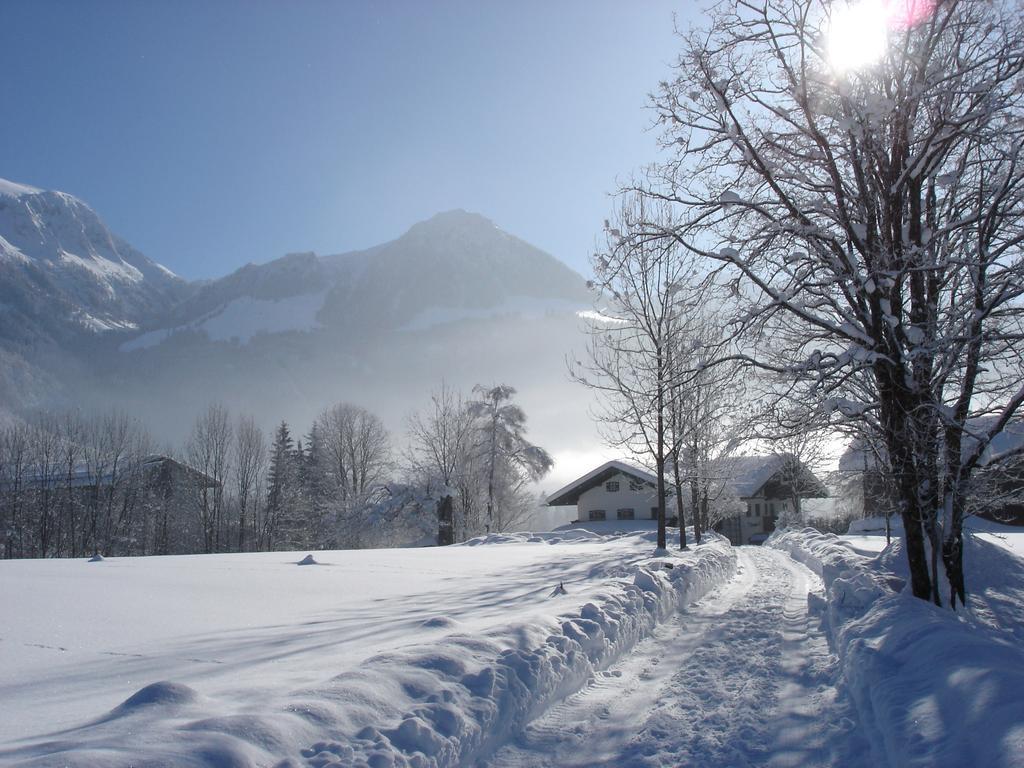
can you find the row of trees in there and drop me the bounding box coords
[0,411,156,559]
[571,196,750,551]
[0,383,552,559]
[405,384,553,544]
[588,0,1024,607]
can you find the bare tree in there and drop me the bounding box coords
[571,195,712,550]
[668,316,746,547]
[0,423,30,558]
[234,414,266,552]
[641,0,1024,606]
[315,403,391,545]
[187,404,233,553]
[406,383,475,544]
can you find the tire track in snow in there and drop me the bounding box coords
[484,547,868,768]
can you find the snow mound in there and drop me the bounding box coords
[118,681,198,710]
[875,534,1024,645]
[297,554,319,566]
[461,529,604,546]
[767,528,1024,768]
[88,554,105,563]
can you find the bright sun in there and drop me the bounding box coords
[827,0,890,73]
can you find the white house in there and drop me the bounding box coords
[545,461,670,524]
[545,455,827,544]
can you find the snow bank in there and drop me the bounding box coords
[3,532,735,767]
[768,528,1024,768]
[288,533,735,767]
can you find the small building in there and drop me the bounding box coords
[545,460,673,524]
[545,455,827,545]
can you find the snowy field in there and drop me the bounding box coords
[0,530,735,766]
[841,516,1024,558]
[3,524,1024,767]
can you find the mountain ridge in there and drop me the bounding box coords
[0,177,592,433]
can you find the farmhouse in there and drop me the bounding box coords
[546,455,827,545]
[712,454,828,545]
[1,454,221,557]
[545,460,669,524]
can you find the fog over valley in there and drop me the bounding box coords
[0,178,607,510]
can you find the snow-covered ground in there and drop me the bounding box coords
[0,530,734,766]
[4,524,1023,767]
[843,516,1024,560]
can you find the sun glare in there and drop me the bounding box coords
[827,0,890,73]
[827,0,938,74]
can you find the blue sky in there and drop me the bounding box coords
[0,1,700,279]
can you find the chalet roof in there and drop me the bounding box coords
[3,454,219,490]
[546,454,827,507]
[545,460,661,507]
[715,454,828,498]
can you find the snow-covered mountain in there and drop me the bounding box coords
[0,178,187,337]
[122,209,589,350]
[0,179,593,452]
[0,177,190,415]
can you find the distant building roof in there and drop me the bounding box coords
[546,454,827,507]
[2,454,219,490]
[839,418,1024,473]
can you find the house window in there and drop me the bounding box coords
[629,480,643,492]
[588,509,606,521]
[755,502,761,516]
[606,481,620,492]
[617,508,635,520]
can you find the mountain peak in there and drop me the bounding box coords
[0,177,44,199]
[405,209,498,237]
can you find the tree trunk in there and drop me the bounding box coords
[656,459,667,550]
[690,476,701,544]
[672,454,687,549]
[898,504,933,602]
[941,489,967,610]
[437,494,455,546]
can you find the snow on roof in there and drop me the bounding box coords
[711,454,791,498]
[545,460,659,507]
[547,453,824,507]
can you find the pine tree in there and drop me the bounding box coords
[265,421,296,550]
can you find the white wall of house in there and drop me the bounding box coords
[576,472,660,522]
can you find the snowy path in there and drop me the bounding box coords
[484,547,869,768]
